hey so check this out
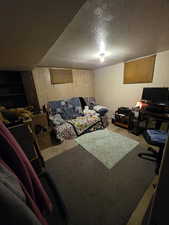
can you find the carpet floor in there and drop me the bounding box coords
[46,144,155,225]
[75,129,139,169]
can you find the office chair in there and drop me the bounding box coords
[138,129,168,174]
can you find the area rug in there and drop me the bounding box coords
[75,129,139,169]
[46,145,155,225]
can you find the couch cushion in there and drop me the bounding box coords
[48,100,64,115]
[48,97,83,120]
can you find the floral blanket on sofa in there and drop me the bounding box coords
[68,114,101,136]
[54,115,103,141]
[54,122,77,141]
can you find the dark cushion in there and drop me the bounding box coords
[96,108,108,116]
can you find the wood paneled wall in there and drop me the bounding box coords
[32,67,94,108]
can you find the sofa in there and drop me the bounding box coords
[47,97,108,141]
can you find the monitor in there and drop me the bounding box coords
[142,87,169,104]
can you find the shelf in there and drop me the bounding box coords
[114,121,129,129]
[0,71,27,108]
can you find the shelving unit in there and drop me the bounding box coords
[114,111,130,129]
[0,71,27,108]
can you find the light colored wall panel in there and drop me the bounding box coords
[94,50,169,117]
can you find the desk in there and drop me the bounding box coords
[142,110,169,130]
[128,108,169,135]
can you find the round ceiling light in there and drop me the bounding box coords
[99,53,105,63]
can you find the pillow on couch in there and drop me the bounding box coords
[93,105,108,116]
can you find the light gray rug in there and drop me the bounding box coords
[75,129,139,169]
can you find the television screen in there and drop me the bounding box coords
[142,87,169,104]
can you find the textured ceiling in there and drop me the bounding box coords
[40,0,169,69]
[0,0,86,70]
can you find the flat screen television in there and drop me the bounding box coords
[142,87,169,104]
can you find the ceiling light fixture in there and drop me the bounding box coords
[99,53,105,63]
